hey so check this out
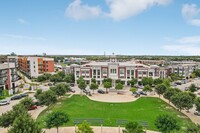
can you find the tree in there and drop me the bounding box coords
[77,76,84,84]
[155,84,167,97]
[103,81,112,93]
[163,88,180,104]
[103,78,112,83]
[34,89,43,99]
[163,78,171,88]
[50,74,63,82]
[8,113,42,133]
[123,121,146,133]
[185,124,200,133]
[37,75,47,82]
[64,74,72,83]
[128,78,138,87]
[57,71,65,79]
[115,83,123,94]
[153,78,163,85]
[0,104,27,128]
[20,97,34,110]
[189,84,197,92]
[37,90,57,107]
[91,78,96,84]
[155,114,180,133]
[78,80,87,95]
[143,85,152,93]
[45,111,70,133]
[90,83,99,94]
[171,92,194,112]
[116,79,122,84]
[141,77,153,86]
[76,120,94,133]
[195,97,200,112]
[51,83,70,97]
[130,87,137,94]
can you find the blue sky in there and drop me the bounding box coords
[0,0,200,55]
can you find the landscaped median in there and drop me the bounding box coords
[37,95,193,131]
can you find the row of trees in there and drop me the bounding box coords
[37,71,75,83]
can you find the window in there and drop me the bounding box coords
[138,71,142,75]
[127,70,130,74]
[103,69,107,74]
[93,70,96,75]
[120,69,124,74]
[143,72,147,75]
[131,70,134,75]
[110,69,117,74]
[149,72,153,76]
[97,70,100,75]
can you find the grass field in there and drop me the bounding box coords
[37,95,193,130]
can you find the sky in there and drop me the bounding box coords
[0,0,200,55]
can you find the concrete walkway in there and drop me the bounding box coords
[44,126,159,133]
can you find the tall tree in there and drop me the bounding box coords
[153,78,163,85]
[78,80,87,95]
[189,84,197,92]
[91,78,96,84]
[90,83,99,94]
[8,113,42,133]
[195,97,200,112]
[123,121,146,133]
[37,90,57,107]
[155,84,167,97]
[155,114,180,133]
[171,92,194,112]
[20,97,34,110]
[34,89,43,99]
[128,78,138,87]
[130,87,137,94]
[141,77,153,86]
[57,71,65,79]
[76,120,94,133]
[51,83,70,97]
[103,81,112,93]
[115,83,123,94]
[45,111,70,133]
[143,85,153,93]
[163,88,180,104]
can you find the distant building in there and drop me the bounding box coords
[18,57,54,78]
[73,55,168,86]
[0,62,18,95]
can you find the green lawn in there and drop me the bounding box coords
[37,95,193,130]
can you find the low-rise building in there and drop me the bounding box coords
[0,62,17,95]
[18,57,54,78]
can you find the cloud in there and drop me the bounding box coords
[65,0,102,20]
[163,35,200,55]
[177,35,200,44]
[1,34,47,41]
[182,4,200,26]
[65,0,171,21]
[105,0,171,20]
[17,18,29,25]
[163,44,200,55]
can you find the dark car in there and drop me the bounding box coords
[175,82,182,85]
[97,89,105,94]
[28,105,37,111]
[138,91,147,96]
[20,93,29,98]
[11,95,22,100]
[70,83,75,87]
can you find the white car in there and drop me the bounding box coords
[194,111,200,116]
[0,99,10,106]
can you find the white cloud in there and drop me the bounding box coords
[177,35,200,44]
[65,0,102,20]
[182,4,200,26]
[163,44,200,55]
[105,0,171,20]
[17,18,29,25]
[1,34,47,41]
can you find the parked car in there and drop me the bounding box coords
[70,89,76,93]
[175,81,182,85]
[138,91,147,96]
[28,105,37,111]
[11,95,22,100]
[70,83,75,87]
[194,111,200,116]
[20,93,29,98]
[97,89,105,94]
[83,89,90,93]
[0,99,10,106]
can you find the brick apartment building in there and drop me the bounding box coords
[0,62,17,95]
[18,57,54,78]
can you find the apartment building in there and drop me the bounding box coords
[18,57,54,78]
[167,64,199,78]
[73,57,167,86]
[0,63,18,95]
